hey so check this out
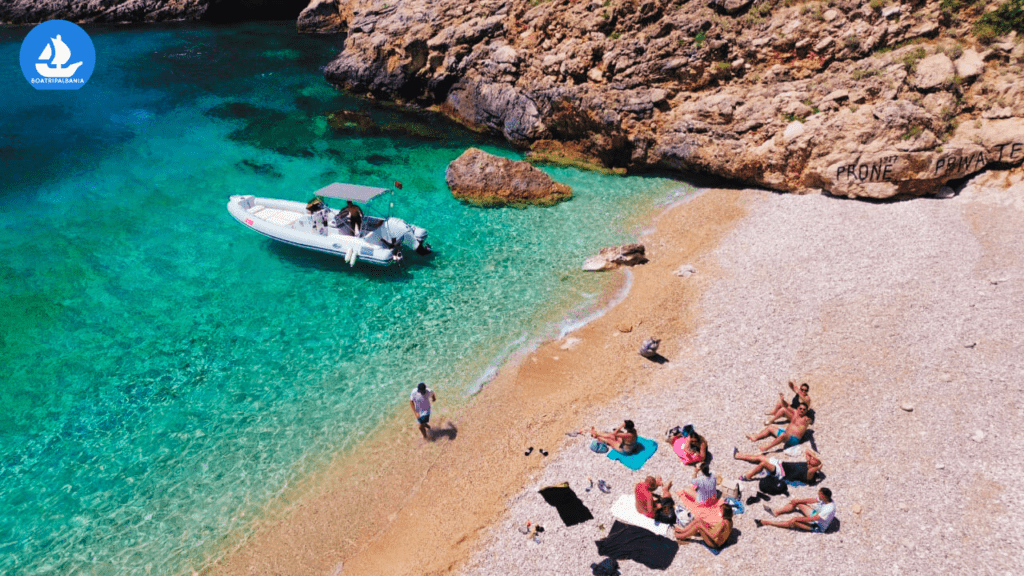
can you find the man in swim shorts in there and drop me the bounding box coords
[733,447,823,484]
[409,382,437,440]
[746,403,812,452]
[756,487,836,532]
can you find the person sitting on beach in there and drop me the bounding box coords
[756,488,836,532]
[747,403,812,452]
[635,475,674,520]
[591,420,640,455]
[733,447,823,484]
[668,427,707,465]
[766,381,812,425]
[679,461,722,507]
[674,505,733,548]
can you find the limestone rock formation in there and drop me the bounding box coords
[445,147,572,207]
[582,244,648,271]
[297,0,345,33]
[320,0,1024,199]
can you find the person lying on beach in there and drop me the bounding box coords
[635,475,674,520]
[756,488,836,533]
[747,403,811,452]
[591,420,640,455]
[733,447,823,484]
[679,461,722,506]
[674,505,733,548]
[765,381,812,425]
[668,428,707,465]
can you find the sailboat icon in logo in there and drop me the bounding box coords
[36,35,83,78]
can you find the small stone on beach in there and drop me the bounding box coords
[900,402,914,412]
[673,264,697,277]
[616,322,633,333]
[852,503,863,514]
[971,430,986,443]
[935,463,945,470]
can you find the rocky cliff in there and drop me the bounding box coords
[315,0,1024,198]
[8,0,1022,198]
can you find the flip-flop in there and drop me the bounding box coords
[597,480,611,494]
[540,449,548,457]
[585,477,594,492]
[524,447,534,456]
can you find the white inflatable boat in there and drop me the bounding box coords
[226,182,431,267]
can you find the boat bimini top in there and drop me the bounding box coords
[314,183,390,203]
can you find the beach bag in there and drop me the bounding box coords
[590,440,610,454]
[758,475,789,496]
[591,557,620,576]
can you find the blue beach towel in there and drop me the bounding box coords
[607,437,657,471]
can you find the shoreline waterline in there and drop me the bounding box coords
[209,188,748,576]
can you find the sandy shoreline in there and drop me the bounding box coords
[211,181,1024,576]
[208,188,748,575]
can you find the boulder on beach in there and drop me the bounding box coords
[582,244,648,271]
[445,148,572,208]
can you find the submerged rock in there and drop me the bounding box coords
[445,148,572,207]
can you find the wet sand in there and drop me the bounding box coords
[208,188,749,575]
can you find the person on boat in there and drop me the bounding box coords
[674,504,733,548]
[766,381,813,425]
[591,420,640,455]
[409,382,437,440]
[756,487,836,532]
[668,426,708,466]
[747,403,812,452]
[733,447,823,484]
[306,197,325,213]
[336,200,363,236]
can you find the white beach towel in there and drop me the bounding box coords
[609,494,669,536]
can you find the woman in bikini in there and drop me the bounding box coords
[669,429,708,465]
[766,381,812,425]
[591,420,640,454]
[674,505,733,548]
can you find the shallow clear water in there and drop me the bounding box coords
[0,21,691,575]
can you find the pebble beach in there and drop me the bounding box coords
[460,184,1024,576]
[214,182,1023,576]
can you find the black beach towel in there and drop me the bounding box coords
[539,484,594,527]
[594,520,679,570]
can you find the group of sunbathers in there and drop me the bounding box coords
[590,380,837,549]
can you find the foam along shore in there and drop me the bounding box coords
[462,185,1024,575]
[209,189,747,576]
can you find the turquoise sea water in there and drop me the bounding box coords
[0,21,691,575]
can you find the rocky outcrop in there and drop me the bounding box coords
[297,0,346,33]
[445,147,573,207]
[320,0,1024,199]
[582,244,648,271]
